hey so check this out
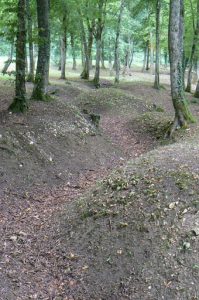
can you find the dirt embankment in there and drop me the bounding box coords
[0,78,199,299]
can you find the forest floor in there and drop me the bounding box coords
[0,69,199,299]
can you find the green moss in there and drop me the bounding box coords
[9,96,28,113]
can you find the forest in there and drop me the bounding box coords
[0,0,199,299]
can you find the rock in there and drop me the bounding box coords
[192,227,199,236]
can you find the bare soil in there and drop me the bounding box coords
[0,74,199,299]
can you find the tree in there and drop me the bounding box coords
[114,0,125,84]
[168,0,195,136]
[26,0,35,82]
[185,0,199,92]
[93,0,107,88]
[9,0,27,112]
[154,0,161,89]
[60,12,68,79]
[32,0,50,101]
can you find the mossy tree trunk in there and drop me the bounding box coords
[154,0,161,89]
[26,0,34,82]
[168,0,195,136]
[32,0,50,101]
[9,0,27,113]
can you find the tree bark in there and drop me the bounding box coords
[93,33,102,88]
[114,0,125,84]
[195,80,199,98]
[101,39,106,69]
[60,14,67,80]
[154,0,161,89]
[9,0,27,112]
[2,42,14,74]
[146,39,150,70]
[168,0,194,136]
[79,15,90,79]
[26,0,34,82]
[185,0,199,92]
[142,45,147,72]
[32,0,50,101]
[93,1,107,88]
[70,32,77,70]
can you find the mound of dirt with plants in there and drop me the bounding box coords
[55,141,199,299]
[0,94,123,196]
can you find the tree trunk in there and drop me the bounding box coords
[146,39,150,70]
[142,45,147,72]
[93,1,107,88]
[168,0,194,136]
[32,0,50,101]
[79,16,90,79]
[195,80,199,98]
[114,0,125,84]
[185,0,199,92]
[2,42,14,74]
[93,29,102,88]
[60,15,67,80]
[154,0,161,89]
[9,0,27,112]
[164,50,168,67]
[70,32,77,70]
[26,0,34,82]
[101,39,106,69]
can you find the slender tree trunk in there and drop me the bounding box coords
[185,0,199,92]
[101,39,106,69]
[128,39,134,69]
[168,0,194,136]
[154,0,161,89]
[195,79,199,98]
[146,39,150,70]
[32,0,50,101]
[114,0,125,83]
[60,34,67,79]
[93,28,102,88]
[79,16,90,79]
[164,50,168,67]
[60,15,67,79]
[2,42,14,74]
[9,0,27,112]
[142,45,147,72]
[88,26,94,70]
[70,32,77,70]
[93,1,107,88]
[26,0,34,82]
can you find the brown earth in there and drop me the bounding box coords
[0,75,199,299]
